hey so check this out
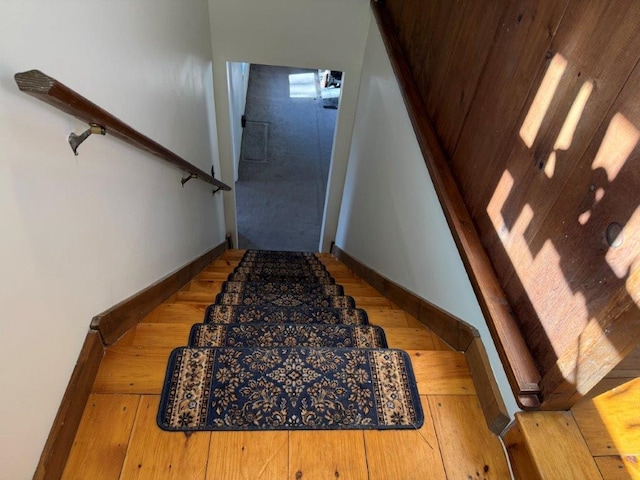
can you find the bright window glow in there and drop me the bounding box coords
[288,73,317,99]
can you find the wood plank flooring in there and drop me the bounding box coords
[62,250,509,480]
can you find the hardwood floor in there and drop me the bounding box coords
[62,250,510,479]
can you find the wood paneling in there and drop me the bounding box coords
[34,331,104,480]
[93,241,227,344]
[375,0,640,409]
[453,0,570,213]
[370,3,543,409]
[466,338,510,434]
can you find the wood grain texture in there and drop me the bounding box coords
[384,327,435,350]
[365,396,447,480]
[429,395,511,479]
[34,331,104,480]
[502,422,541,480]
[92,346,172,394]
[453,0,570,216]
[120,396,211,480]
[61,394,139,480]
[206,432,288,480]
[516,411,603,479]
[595,456,640,480]
[408,350,476,395]
[572,377,640,457]
[370,2,542,409]
[131,323,192,348]
[289,431,367,480]
[92,241,227,344]
[466,338,510,434]
[14,70,230,191]
[431,0,508,158]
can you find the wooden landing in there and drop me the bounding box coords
[62,250,510,479]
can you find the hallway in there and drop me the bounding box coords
[236,65,337,252]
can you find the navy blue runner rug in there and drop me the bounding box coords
[158,347,423,431]
[189,323,387,348]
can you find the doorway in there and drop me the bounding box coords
[233,64,340,252]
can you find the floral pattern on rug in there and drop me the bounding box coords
[189,324,387,348]
[236,262,327,272]
[158,347,423,431]
[215,292,355,309]
[221,281,344,297]
[228,272,335,284]
[242,250,321,265]
[204,305,369,325]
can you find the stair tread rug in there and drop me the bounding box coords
[158,347,423,431]
[215,292,355,308]
[189,323,387,348]
[204,305,368,325]
[221,281,343,296]
[236,262,327,272]
[228,271,335,284]
[242,251,322,265]
[234,265,331,279]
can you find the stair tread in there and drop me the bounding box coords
[516,411,603,479]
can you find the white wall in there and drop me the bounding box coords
[207,0,372,250]
[0,1,225,478]
[227,62,250,182]
[336,17,520,418]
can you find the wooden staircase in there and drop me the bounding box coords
[60,249,511,479]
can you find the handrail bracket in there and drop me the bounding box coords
[68,124,106,156]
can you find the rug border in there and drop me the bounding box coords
[157,346,424,432]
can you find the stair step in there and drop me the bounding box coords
[503,411,603,480]
[92,347,467,396]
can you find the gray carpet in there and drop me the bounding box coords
[236,65,337,252]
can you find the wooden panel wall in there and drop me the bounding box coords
[382,0,640,408]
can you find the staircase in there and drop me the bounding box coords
[61,249,510,479]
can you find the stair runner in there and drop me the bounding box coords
[158,250,423,431]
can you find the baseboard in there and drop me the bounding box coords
[92,240,228,345]
[331,245,477,349]
[33,331,104,480]
[331,244,510,434]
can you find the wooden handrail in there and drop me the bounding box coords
[14,70,231,192]
[371,1,542,408]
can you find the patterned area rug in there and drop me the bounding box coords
[221,281,344,296]
[189,323,387,348]
[204,305,369,325]
[158,249,423,432]
[215,292,356,308]
[228,271,335,284]
[158,347,423,431]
